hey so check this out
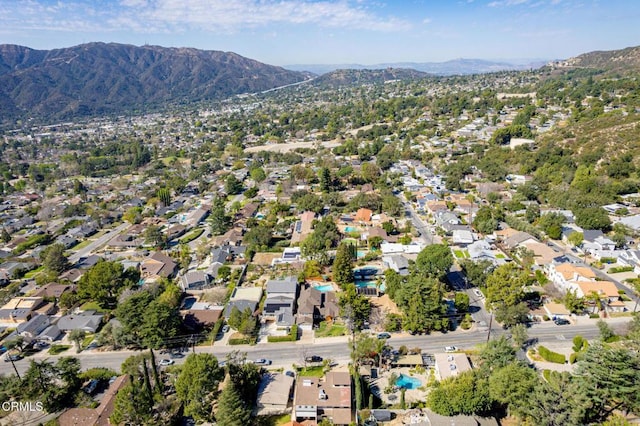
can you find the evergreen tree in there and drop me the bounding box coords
[216,382,251,426]
[333,242,354,287]
[209,196,231,236]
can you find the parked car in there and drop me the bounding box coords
[169,351,185,359]
[305,355,323,363]
[473,289,483,298]
[222,324,230,333]
[159,359,175,366]
[444,346,458,353]
[377,332,391,339]
[285,370,295,377]
[254,358,272,366]
[554,318,570,325]
[4,353,21,362]
[83,379,99,394]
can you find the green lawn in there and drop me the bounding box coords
[453,250,469,258]
[495,253,506,259]
[80,301,107,313]
[297,366,325,377]
[48,344,71,355]
[315,321,347,338]
[70,239,92,250]
[24,266,45,278]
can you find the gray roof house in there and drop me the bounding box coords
[181,271,211,291]
[37,325,61,343]
[56,313,103,333]
[383,255,410,276]
[17,314,51,340]
[263,276,298,323]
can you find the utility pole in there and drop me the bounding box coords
[486,312,493,344]
[9,357,20,380]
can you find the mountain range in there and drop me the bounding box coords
[286,58,547,76]
[0,42,308,125]
[0,42,638,126]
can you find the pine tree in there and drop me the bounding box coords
[216,382,251,426]
[333,242,354,287]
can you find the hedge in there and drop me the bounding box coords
[569,353,577,364]
[179,228,204,244]
[538,345,566,364]
[228,337,254,345]
[267,325,298,343]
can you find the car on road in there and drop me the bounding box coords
[285,370,295,377]
[305,355,323,363]
[4,353,21,362]
[254,358,272,366]
[169,351,185,359]
[554,318,570,325]
[377,332,391,339]
[444,346,458,353]
[159,359,175,366]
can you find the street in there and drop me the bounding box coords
[2,319,627,377]
[68,222,130,263]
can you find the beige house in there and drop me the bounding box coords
[292,371,352,425]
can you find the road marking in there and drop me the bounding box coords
[556,335,565,340]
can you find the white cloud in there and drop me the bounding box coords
[423,17,432,24]
[488,0,530,7]
[0,0,411,34]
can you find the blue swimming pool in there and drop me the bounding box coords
[345,226,358,233]
[355,280,386,293]
[314,284,335,292]
[396,374,422,390]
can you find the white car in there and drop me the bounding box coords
[254,358,272,366]
[473,289,484,298]
[159,359,175,366]
[444,346,458,353]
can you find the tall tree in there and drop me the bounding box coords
[77,260,139,309]
[333,242,355,287]
[40,243,70,274]
[175,354,224,423]
[216,382,251,426]
[415,243,453,281]
[209,196,231,236]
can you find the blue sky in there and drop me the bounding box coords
[0,0,638,66]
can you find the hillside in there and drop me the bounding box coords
[313,68,429,88]
[0,42,308,124]
[549,45,640,72]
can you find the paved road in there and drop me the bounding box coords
[68,222,129,263]
[3,319,627,377]
[399,195,434,245]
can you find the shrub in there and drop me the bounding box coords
[179,228,204,244]
[542,315,550,321]
[80,367,118,381]
[608,266,633,273]
[48,344,71,355]
[228,337,253,345]
[538,345,566,364]
[569,353,577,364]
[267,325,298,342]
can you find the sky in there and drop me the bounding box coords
[0,0,639,66]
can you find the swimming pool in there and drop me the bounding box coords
[314,284,335,292]
[344,226,358,233]
[396,374,422,390]
[355,280,386,293]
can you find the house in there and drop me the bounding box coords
[618,250,640,274]
[452,229,474,246]
[583,235,617,254]
[296,284,340,330]
[56,234,79,249]
[380,242,424,255]
[57,313,103,333]
[255,373,295,416]
[16,314,51,341]
[382,255,410,276]
[361,226,396,244]
[292,371,352,425]
[263,276,298,323]
[58,375,129,426]
[543,301,571,320]
[212,227,244,247]
[75,255,103,270]
[291,211,316,245]
[0,297,46,325]
[32,283,76,299]
[272,247,303,266]
[180,298,224,330]
[140,251,178,279]
[547,262,596,292]
[502,231,537,250]
[224,287,263,317]
[354,208,373,223]
[184,207,210,228]
[574,281,624,311]
[434,353,472,380]
[181,271,211,291]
